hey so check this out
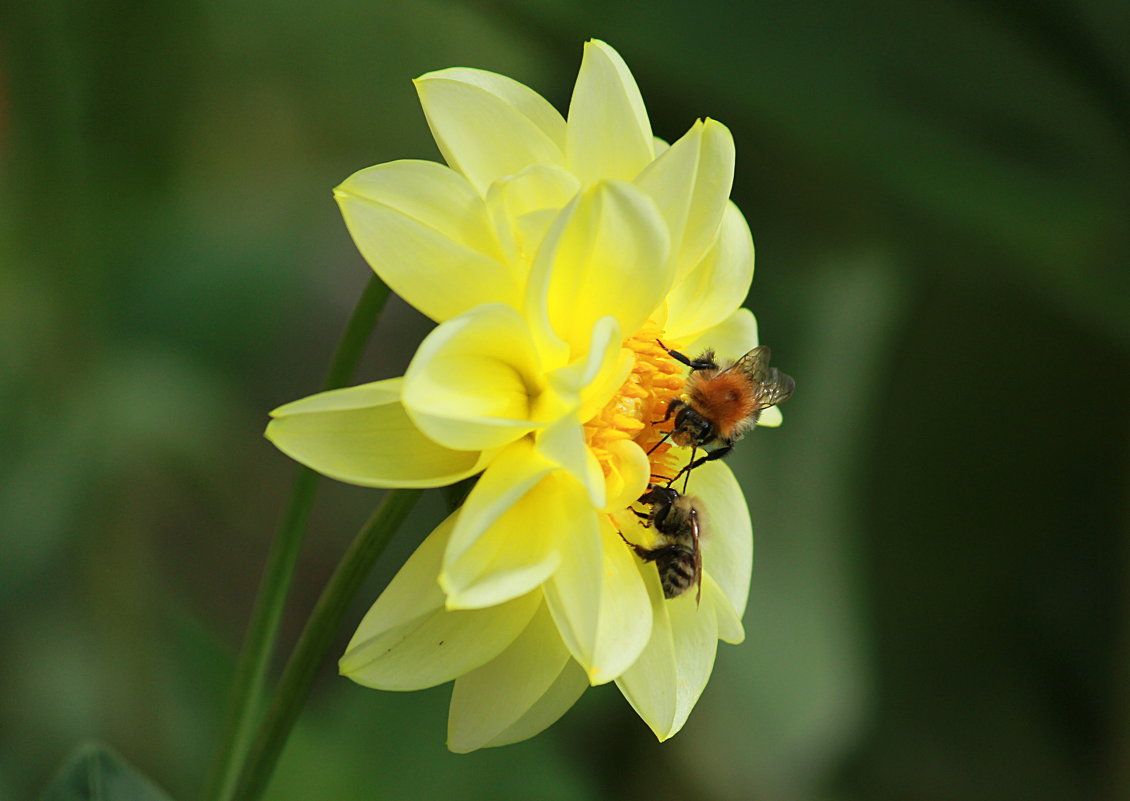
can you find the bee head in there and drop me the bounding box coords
[671,405,717,448]
[667,494,701,532]
[639,485,679,509]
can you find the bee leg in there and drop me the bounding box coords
[668,465,689,486]
[617,530,655,560]
[687,443,732,472]
[656,340,715,371]
[670,443,734,486]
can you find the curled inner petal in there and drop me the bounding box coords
[583,320,686,497]
[404,304,546,451]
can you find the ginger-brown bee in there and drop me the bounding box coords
[653,342,795,486]
[619,485,703,603]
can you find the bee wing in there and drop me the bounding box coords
[724,346,772,382]
[727,347,795,409]
[690,508,703,605]
[754,367,796,408]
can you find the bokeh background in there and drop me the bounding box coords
[3,0,1129,799]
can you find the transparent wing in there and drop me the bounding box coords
[727,346,796,408]
[724,345,772,382]
[690,507,703,604]
[754,367,796,408]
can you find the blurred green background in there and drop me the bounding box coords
[3,0,1129,799]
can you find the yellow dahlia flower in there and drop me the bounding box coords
[266,40,782,750]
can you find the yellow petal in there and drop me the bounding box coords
[352,509,450,631]
[635,119,735,283]
[682,306,760,360]
[566,40,654,184]
[614,575,720,740]
[342,599,541,691]
[535,316,634,507]
[534,418,605,510]
[664,201,755,342]
[758,405,784,427]
[443,471,592,610]
[476,659,589,750]
[415,67,566,195]
[690,460,753,620]
[528,181,672,359]
[336,160,505,257]
[599,438,651,513]
[445,438,556,587]
[546,315,633,424]
[334,161,518,322]
[707,576,746,645]
[447,601,586,752]
[265,379,489,487]
[544,518,652,685]
[486,164,581,268]
[340,515,541,690]
[403,304,544,452]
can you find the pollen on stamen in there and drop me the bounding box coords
[583,321,686,484]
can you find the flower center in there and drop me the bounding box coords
[584,320,686,484]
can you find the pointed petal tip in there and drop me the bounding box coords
[437,569,453,598]
[583,39,620,57]
[411,68,449,86]
[441,586,486,612]
[265,404,286,421]
[585,664,624,687]
[262,420,287,449]
[720,629,746,646]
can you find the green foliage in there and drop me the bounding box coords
[2,0,1127,799]
[41,744,176,801]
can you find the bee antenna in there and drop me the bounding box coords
[681,446,696,494]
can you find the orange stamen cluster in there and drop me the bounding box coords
[584,321,687,482]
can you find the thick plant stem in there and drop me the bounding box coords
[231,489,422,801]
[202,275,390,801]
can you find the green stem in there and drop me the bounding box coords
[202,275,391,801]
[231,489,421,801]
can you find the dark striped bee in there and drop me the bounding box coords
[619,485,703,603]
